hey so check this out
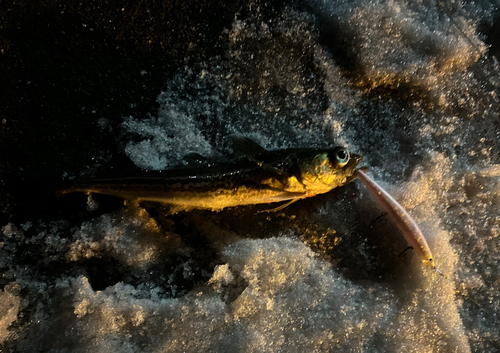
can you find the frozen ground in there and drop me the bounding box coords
[1,0,500,352]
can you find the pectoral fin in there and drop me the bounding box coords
[257,197,301,213]
[264,190,306,201]
[258,191,306,213]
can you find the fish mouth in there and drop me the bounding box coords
[345,153,364,176]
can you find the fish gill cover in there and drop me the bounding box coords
[0,0,500,352]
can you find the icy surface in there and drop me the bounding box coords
[2,0,500,352]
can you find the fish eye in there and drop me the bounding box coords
[330,147,350,167]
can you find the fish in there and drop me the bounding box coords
[61,136,364,213]
[355,169,436,269]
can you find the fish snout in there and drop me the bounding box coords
[345,154,364,175]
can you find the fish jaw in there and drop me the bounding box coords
[344,154,364,176]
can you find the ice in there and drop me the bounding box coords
[2,0,500,352]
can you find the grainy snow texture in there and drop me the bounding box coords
[1,0,500,352]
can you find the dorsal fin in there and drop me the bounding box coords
[230,135,267,157]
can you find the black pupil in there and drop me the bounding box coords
[337,150,347,161]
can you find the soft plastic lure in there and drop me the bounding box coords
[356,169,437,269]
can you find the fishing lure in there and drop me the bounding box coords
[356,169,437,270]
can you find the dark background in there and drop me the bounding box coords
[0,0,243,225]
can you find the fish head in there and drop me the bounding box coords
[299,147,364,190]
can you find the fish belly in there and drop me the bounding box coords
[74,184,301,212]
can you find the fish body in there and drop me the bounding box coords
[62,137,363,212]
